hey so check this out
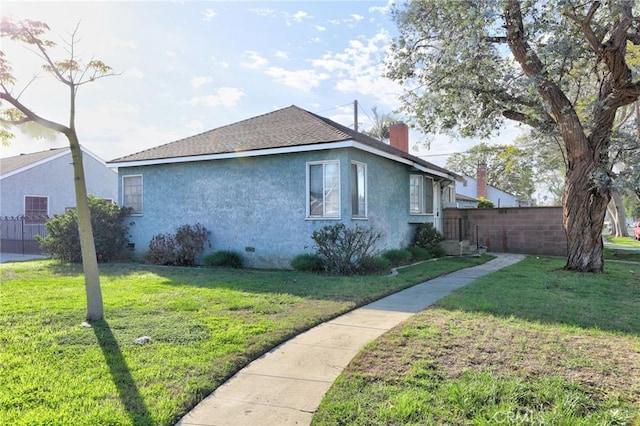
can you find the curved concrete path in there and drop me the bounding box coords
[176,253,526,426]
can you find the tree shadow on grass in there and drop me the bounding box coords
[92,320,154,425]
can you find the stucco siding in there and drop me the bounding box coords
[0,151,118,217]
[120,148,437,268]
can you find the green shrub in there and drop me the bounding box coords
[291,253,324,272]
[382,249,413,266]
[358,256,391,275]
[37,196,131,263]
[413,223,445,252]
[429,245,447,258]
[477,196,495,208]
[146,223,209,266]
[312,223,382,275]
[203,250,244,269]
[407,245,432,261]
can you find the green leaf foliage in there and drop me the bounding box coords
[37,196,131,263]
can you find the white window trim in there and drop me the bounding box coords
[409,174,435,215]
[122,174,143,216]
[306,160,341,220]
[351,161,368,219]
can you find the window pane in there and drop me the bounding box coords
[410,175,422,213]
[424,177,434,214]
[25,196,48,223]
[309,164,323,216]
[351,163,366,217]
[324,162,339,217]
[123,175,143,214]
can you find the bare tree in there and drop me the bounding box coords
[0,19,117,321]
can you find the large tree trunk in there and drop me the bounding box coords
[563,154,609,273]
[67,131,104,321]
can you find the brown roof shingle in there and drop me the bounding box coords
[109,105,456,178]
[0,147,69,176]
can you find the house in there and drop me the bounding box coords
[0,146,118,218]
[450,164,530,208]
[0,146,118,254]
[108,105,460,268]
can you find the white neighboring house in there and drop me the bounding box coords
[446,165,530,208]
[0,146,118,218]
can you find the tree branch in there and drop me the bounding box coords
[0,91,69,135]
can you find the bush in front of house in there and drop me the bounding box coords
[477,196,495,208]
[311,223,382,275]
[203,250,244,269]
[291,253,325,272]
[382,249,414,266]
[358,255,391,274]
[146,223,209,266]
[412,223,445,258]
[407,245,433,261]
[37,196,131,263]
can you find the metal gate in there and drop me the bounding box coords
[0,216,48,255]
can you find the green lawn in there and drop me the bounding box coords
[605,235,640,248]
[313,257,640,425]
[0,256,490,425]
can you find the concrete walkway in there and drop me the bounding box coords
[176,253,526,426]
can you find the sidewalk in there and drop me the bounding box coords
[176,253,526,426]
[0,253,46,263]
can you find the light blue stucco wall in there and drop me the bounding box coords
[0,150,118,217]
[119,148,439,268]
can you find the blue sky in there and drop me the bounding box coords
[1,1,519,166]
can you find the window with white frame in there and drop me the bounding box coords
[123,175,143,215]
[409,175,434,215]
[307,161,340,218]
[24,196,48,223]
[351,162,367,218]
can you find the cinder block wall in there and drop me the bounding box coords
[443,207,567,256]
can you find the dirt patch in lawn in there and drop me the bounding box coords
[350,309,640,404]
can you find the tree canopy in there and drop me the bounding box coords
[387,0,640,272]
[446,143,535,201]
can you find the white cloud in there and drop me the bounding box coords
[350,14,364,21]
[165,51,177,57]
[292,11,312,22]
[311,29,402,110]
[314,25,326,32]
[185,119,204,132]
[201,8,217,21]
[184,87,245,107]
[249,8,276,18]
[264,67,329,92]
[190,76,213,89]
[274,51,289,60]
[242,50,268,69]
[123,66,145,80]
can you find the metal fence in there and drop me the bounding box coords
[0,216,48,255]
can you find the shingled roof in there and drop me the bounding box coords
[109,105,456,179]
[0,147,69,177]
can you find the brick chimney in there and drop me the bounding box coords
[477,163,488,199]
[389,122,409,152]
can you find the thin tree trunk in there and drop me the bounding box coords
[610,188,629,237]
[67,131,103,321]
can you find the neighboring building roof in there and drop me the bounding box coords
[0,146,115,181]
[0,147,69,179]
[455,193,478,202]
[109,105,458,181]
